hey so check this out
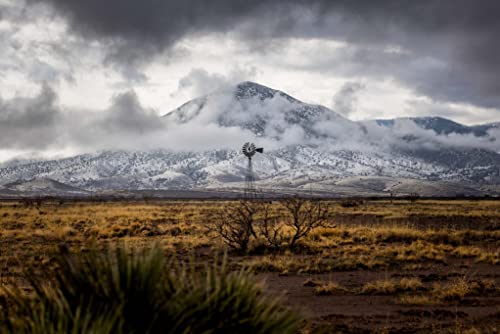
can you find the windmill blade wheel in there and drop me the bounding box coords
[242,142,257,158]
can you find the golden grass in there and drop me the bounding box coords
[361,278,423,295]
[0,198,497,334]
[398,277,499,305]
[451,246,483,258]
[433,277,498,302]
[394,240,449,262]
[314,281,347,295]
[398,295,433,305]
[476,252,500,265]
[0,199,498,278]
[245,234,497,274]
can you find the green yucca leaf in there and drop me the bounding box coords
[0,243,300,334]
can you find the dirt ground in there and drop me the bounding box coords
[0,198,498,333]
[260,261,499,333]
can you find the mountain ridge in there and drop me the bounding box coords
[167,82,499,138]
[1,81,499,197]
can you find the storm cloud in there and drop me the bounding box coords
[0,83,61,149]
[0,84,165,151]
[22,0,500,110]
[333,82,365,117]
[0,80,499,165]
[0,83,260,154]
[1,0,500,162]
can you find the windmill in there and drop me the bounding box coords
[242,142,264,198]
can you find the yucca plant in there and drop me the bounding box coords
[0,244,299,334]
[167,260,299,334]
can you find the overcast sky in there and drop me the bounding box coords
[1,0,500,160]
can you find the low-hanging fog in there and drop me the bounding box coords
[1,0,500,163]
[0,81,498,164]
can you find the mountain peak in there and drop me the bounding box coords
[233,81,296,103]
[164,80,350,137]
[235,81,276,92]
[234,81,277,99]
[235,81,269,89]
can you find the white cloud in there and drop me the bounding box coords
[0,0,500,162]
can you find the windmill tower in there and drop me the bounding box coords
[242,142,264,198]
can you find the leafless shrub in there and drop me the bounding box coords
[408,193,420,202]
[281,197,330,248]
[212,198,330,252]
[256,202,287,251]
[210,200,259,252]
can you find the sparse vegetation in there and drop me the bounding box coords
[398,277,499,307]
[210,200,259,252]
[211,197,330,252]
[280,197,330,249]
[313,281,347,295]
[432,277,498,302]
[361,278,424,295]
[0,198,498,333]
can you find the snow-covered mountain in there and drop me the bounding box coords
[165,81,359,140]
[2,178,89,197]
[1,81,500,197]
[376,117,500,136]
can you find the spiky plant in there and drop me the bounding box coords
[0,244,299,334]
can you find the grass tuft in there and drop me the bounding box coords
[314,281,347,295]
[361,278,423,295]
[0,244,300,334]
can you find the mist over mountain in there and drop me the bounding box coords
[1,82,499,197]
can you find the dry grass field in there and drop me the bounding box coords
[0,198,499,333]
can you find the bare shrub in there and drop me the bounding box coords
[408,192,420,202]
[211,200,259,252]
[280,197,330,249]
[256,202,287,251]
[212,198,330,252]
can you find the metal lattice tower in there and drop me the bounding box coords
[242,142,263,199]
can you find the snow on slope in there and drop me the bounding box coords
[4,178,88,196]
[1,81,500,196]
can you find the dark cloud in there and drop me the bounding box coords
[25,0,281,68]
[0,83,61,149]
[332,81,365,117]
[101,91,162,134]
[0,83,164,151]
[14,0,500,110]
[59,90,171,151]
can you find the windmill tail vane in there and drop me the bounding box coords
[242,142,264,158]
